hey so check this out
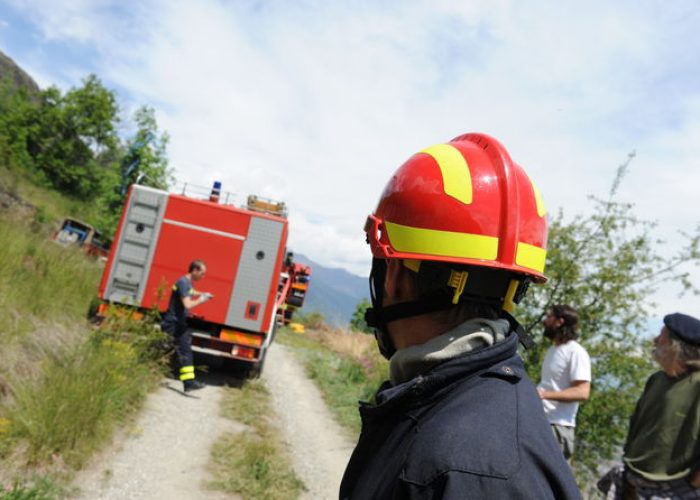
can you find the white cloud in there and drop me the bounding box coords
[5,0,700,316]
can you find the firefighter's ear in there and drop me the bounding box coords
[384,259,416,304]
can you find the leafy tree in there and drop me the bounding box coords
[97,105,172,235]
[25,75,120,198]
[63,74,119,157]
[350,298,373,334]
[517,153,700,487]
[0,71,174,243]
[0,76,39,173]
[119,106,172,194]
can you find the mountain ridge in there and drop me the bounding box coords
[293,253,369,327]
[0,50,40,94]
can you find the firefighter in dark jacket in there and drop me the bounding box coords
[161,259,213,392]
[339,133,581,499]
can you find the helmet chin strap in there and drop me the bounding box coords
[365,258,469,359]
[364,258,394,359]
[364,258,535,359]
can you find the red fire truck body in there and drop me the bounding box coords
[97,184,298,373]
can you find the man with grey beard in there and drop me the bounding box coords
[598,312,700,499]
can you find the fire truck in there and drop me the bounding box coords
[94,183,310,377]
[278,253,312,326]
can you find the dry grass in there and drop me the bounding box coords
[301,324,383,374]
[0,319,87,399]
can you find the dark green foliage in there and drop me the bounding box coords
[0,77,37,173]
[100,106,173,232]
[24,77,119,198]
[120,106,172,192]
[350,298,372,334]
[0,73,171,237]
[517,154,700,485]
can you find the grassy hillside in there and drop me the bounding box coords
[0,164,105,230]
[0,167,166,497]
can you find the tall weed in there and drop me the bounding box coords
[5,336,157,468]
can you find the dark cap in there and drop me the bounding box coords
[664,313,700,346]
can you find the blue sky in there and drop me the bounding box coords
[1,0,698,319]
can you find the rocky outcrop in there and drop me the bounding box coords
[0,50,40,94]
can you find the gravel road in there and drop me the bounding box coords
[262,343,355,499]
[72,342,355,500]
[71,378,242,500]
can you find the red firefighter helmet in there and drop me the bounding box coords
[365,132,548,283]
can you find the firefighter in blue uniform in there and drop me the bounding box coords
[339,133,581,499]
[161,259,213,392]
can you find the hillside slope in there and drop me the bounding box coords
[294,254,369,327]
[0,49,40,94]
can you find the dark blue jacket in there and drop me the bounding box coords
[339,333,581,499]
[162,275,193,332]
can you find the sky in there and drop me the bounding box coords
[1,0,698,321]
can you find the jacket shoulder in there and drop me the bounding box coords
[401,367,523,485]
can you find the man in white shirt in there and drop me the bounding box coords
[538,304,592,462]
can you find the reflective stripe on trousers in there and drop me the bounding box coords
[179,365,195,381]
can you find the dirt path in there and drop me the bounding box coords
[71,343,355,499]
[262,343,355,499]
[71,378,242,500]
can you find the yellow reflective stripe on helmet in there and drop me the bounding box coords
[528,176,546,217]
[385,221,497,260]
[516,242,547,272]
[420,144,473,204]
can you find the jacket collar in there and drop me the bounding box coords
[363,329,522,417]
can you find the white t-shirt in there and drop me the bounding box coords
[538,340,591,427]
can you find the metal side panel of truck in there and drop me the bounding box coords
[98,184,288,364]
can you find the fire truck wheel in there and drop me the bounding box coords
[246,348,267,379]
